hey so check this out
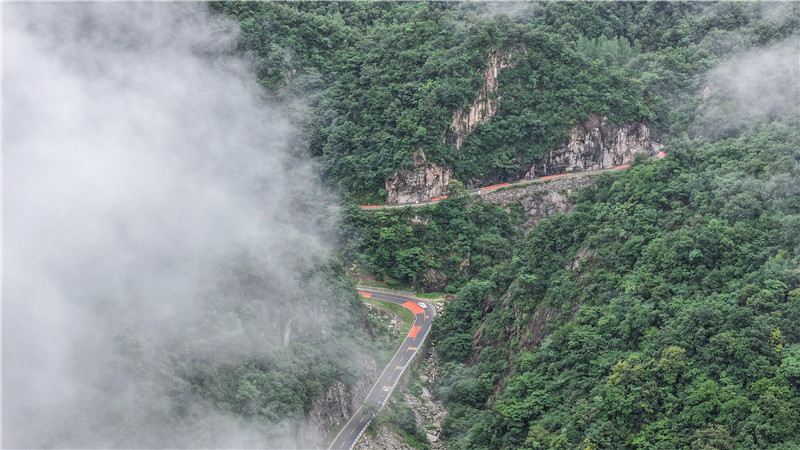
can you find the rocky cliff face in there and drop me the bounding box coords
[385,149,452,204]
[386,50,521,204]
[517,191,572,228]
[480,174,596,232]
[531,114,651,177]
[446,49,519,150]
[299,356,378,447]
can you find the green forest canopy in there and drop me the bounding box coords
[214,2,800,448]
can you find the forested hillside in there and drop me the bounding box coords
[213,1,653,200]
[214,1,800,448]
[432,120,800,448]
[4,4,382,448]
[215,1,798,201]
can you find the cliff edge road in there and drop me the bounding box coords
[328,287,435,450]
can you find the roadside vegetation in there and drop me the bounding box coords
[364,298,416,365]
[432,120,800,448]
[214,2,800,448]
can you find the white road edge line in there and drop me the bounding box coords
[329,289,435,450]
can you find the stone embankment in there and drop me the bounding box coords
[480,173,597,231]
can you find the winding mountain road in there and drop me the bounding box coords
[328,287,435,450]
[332,150,669,447]
[360,149,666,210]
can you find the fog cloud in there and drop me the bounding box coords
[4,3,348,447]
[695,34,800,140]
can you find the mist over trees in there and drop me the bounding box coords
[3,3,372,448]
[4,2,799,449]
[211,2,798,448]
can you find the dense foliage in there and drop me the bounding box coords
[214,1,800,200]
[430,119,800,448]
[304,2,800,449]
[212,1,800,448]
[339,184,517,292]
[213,1,653,200]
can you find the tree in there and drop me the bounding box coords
[446,179,469,199]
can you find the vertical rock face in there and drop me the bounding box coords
[299,356,378,447]
[531,114,651,177]
[447,49,519,150]
[386,49,521,204]
[517,191,572,229]
[385,149,453,204]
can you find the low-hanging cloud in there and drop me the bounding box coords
[695,34,800,140]
[4,3,355,448]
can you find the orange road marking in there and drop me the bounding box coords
[408,346,417,351]
[408,326,421,338]
[358,292,372,298]
[396,366,404,370]
[482,182,511,190]
[402,301,424,314]
[358,158,668,209]
[383,386,391,391]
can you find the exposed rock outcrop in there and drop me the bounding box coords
[385,149,452,204]
[353,423,411,450]
[354,347,447,450]
[530,114,651,177]
[518,191,572,229]
[518,303,559,350]
[300,356,378,447]
[480,174,596,232]
[447,49,520,150]
[565,247,595,273]
[403,388,447,449]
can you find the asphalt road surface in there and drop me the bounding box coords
[328,287,436,450]
[360,148,666,210]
